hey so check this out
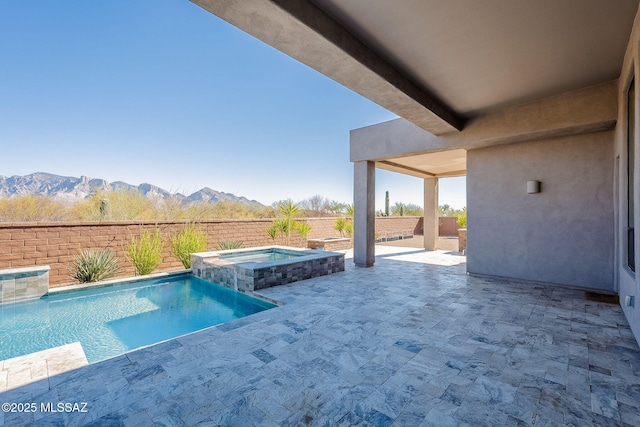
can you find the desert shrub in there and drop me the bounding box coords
[456,207,467,228]
[266,218,291,243]
[171,223,207,268]
[276,200,300,245]
[209,201,275,218]
[126,228,164,275]
[216,240,243,250]
[334,204,354,237]
[0,195,70,222]
[68,249,120,283]
[180,201,275,220]
[73,188,157,221]
[391,202,423,216]
[266,200,305,245]
[294,221,312,238]
[266,223,279,241]
[345,204,354,218]
[344,221,354,237]
[334,217,347,237]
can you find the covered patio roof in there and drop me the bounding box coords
[192,0,635,186]
[376,149,466,179]
[192,0,638,136]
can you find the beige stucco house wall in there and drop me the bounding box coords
[467,132,614,290]
[616,8,640,343]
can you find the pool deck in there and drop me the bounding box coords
[1,246,639,426]
[1,343,88,395]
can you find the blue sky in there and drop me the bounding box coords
[0,0,466,210]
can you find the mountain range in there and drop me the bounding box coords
[0,172,262,206]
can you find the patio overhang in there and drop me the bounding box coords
[191,0,464,135]
[350,81,618,164]
[191,0,637,138]
[376,149,466,179]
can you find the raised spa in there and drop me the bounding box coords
[191,246,345,292]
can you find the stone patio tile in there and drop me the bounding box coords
[420,408,468,427]
[1,247,639,426]
[122,410,154,427]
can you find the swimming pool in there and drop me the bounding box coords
[0,274,276,363]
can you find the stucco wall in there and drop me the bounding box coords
[616,6,640,345]
[467,131,615,290]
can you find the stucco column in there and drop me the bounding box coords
[424,177,439,251]
[354,161,375,267]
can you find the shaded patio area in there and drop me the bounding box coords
[1,246,639,426]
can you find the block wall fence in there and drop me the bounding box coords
[0,216,431,287]
[438,217,459,236]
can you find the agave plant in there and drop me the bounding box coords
[216,240,243,250]
[68,248,120,283]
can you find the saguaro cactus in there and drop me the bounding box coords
[385,191,390,216]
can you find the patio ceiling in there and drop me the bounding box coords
[377,149,466,178]
[192,0,638,135]
[312,0,638,117]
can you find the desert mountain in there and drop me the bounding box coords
[0,173,262,206]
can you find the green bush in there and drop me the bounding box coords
[456,207,467,228]
[171,223,207,268]
[0,195,71,222]
[68,249,120,283]
[266,223,278,241]
[126,229,164,275]
[344,221,354,237]
[276,200,300,245]
[334,217,348,237]
[216,240,243,250]
[294,221,312,238]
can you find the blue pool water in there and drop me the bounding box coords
[0,275,276,362]
[220,249,305,263]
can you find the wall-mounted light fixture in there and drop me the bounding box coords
[527,180,541,194]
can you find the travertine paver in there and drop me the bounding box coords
[1,247,639,426]
[1,342,88,392]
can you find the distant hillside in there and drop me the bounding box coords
[0,172,262,206]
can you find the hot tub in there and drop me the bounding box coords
[190,246,345,292]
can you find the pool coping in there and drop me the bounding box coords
[47,269,285,307]
[192,245,346,292]
[193,245,342,269]
[47,269,192,296]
